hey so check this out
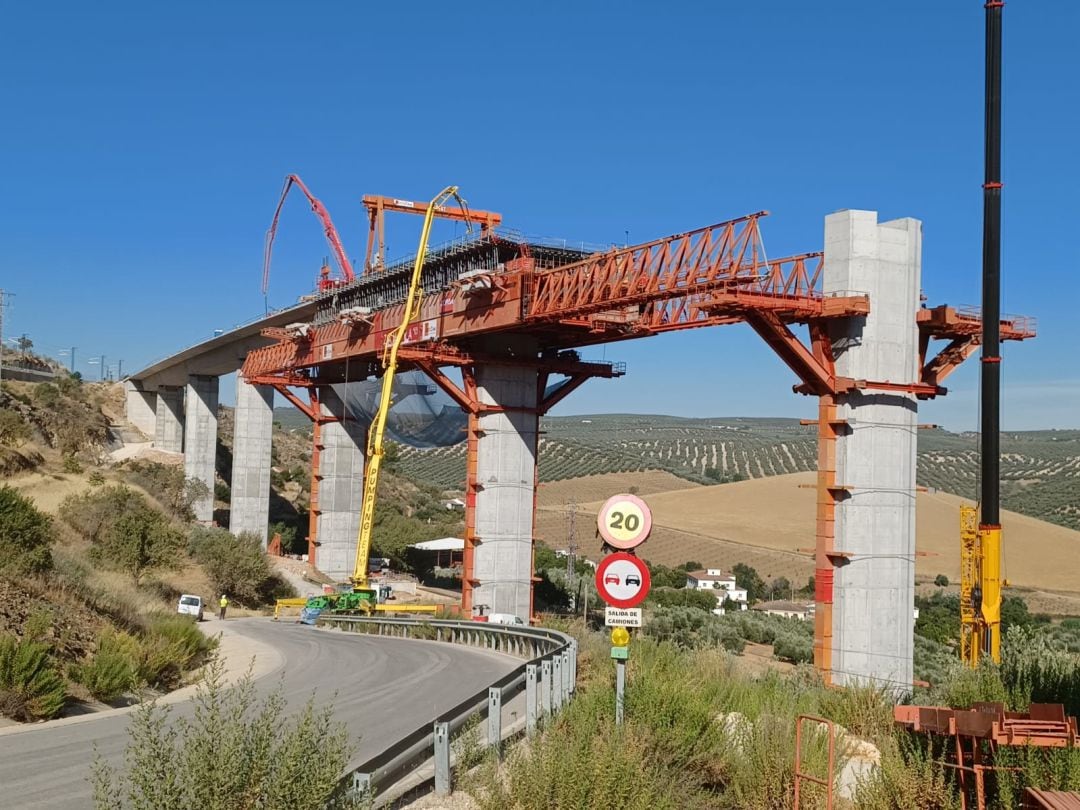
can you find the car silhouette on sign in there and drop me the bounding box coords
[604,573,620,586]
[625,574,642,587]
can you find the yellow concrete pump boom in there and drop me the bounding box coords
[351,186,473,591]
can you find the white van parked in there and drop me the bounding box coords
[487,613,525,626]
[177,594,204,621]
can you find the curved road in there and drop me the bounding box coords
[0,619,519,808]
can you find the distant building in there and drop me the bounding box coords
[444,498,465,511]
[685,568,748,615]
[752,600,814,620]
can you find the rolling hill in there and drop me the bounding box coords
[534,470,1080,596]
[386,414,1080,532]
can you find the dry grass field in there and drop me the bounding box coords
[536,471,1080,597]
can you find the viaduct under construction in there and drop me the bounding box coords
[128,199,1034,690]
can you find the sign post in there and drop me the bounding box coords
[611,626,630,725]
[594,494,653,728]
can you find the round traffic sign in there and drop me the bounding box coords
[595,552,651,609]
[597,494,652,550]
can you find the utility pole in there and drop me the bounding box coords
[99,354,106,381]
[566,499,578,611]
[0,290,12,387]
[67,347,77,372]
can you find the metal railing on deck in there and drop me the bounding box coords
[320,616,577,807]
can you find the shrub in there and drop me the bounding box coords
[854,734,959,810]
[934,574,949,587]
[1000,625,1080,716]
[648,587,718,612]
[59,484,144,543]
[0,634,67,721]
[136,613,215,688]
[93,503,184,584]
[92,660,362,810]
[189,527,289,606]
[121,461,209,521]
[70,630,140,702]
[0,484,55,574]
[772,632,813,665]
[0,408,31,447]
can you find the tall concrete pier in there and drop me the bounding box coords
[315,386,367,580]
[154,386,184,452]
[472,364,540,621]
[183,374,219,523]
[824,210,922,689]
[228,377,274,541]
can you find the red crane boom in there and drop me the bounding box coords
[262,174,356,297]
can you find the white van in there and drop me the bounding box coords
[487,613,525,626]
[177,594,204,621]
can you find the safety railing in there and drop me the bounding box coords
[320,616,577,806]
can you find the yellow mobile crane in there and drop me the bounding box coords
[349,185,473,605]
[291,187,473,623]
[960,0,1005,668]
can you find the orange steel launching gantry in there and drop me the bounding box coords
[242,199,1034,677]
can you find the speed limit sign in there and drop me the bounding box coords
[597,493,652,550]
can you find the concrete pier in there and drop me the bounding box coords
[472,364,539,621]
[123,381,157,438]
[183,374,219,523]
[154,386,184,452]
[315,386,366,581]
[824,210,921,690]
[228,377,274,542]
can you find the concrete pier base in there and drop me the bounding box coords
[228,377,274,543]
[184,375,219,524]
[825,210,922,690]
[472,364,539,621]
[154,386,184,452]
[124,381,157,438]
[315,386,366,581]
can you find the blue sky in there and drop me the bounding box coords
[1,1,1076,430]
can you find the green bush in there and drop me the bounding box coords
[0,484,55,574]
[70,630,140,702]
[854,734,959,810]
[772,632,813,665]
[189,527,291,606]
[648,587,718,612]
[1000,625,1080,716]
[0,633,67,721]
[137,613,215,688]
[92,660,362,810]
[0,408,31,447]
[94,504,185,584]
[59,484,144,543]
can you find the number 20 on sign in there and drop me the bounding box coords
[597,493,652,550]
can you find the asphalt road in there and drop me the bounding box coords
[0,619,519,809]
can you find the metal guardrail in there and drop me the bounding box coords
[319,616,577,805]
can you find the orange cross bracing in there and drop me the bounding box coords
[242,202,1036,659]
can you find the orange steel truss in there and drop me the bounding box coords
[243,199,1035,664]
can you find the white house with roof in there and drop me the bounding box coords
[751,600,814,620]
[684,568,748,615]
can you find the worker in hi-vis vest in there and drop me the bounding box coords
[219,594,228,620]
